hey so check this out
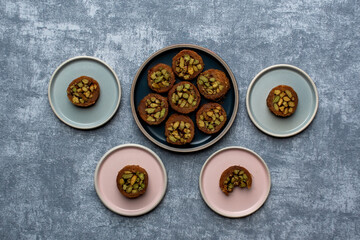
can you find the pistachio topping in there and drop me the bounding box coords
[198,106,226,131]
[221,167,251,195]
[68,78,98,104]
[118,170,147,193]
[198,74,225,95]
[272,88,296,114]
[144,96,167,122]
[174,54,202,80]
[150,67,172,89]
[167,120,192,144]
[171,83,198,108]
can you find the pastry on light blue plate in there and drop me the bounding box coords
[66,75,100,107]
[246,64,318,137]
[266,85,298,117]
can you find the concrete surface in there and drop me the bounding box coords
[1,0,359,239]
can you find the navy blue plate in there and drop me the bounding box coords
[131,44,238,152]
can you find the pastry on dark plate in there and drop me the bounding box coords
[168,81,201,114]
[67,76,100,107]
[219,166,252,196]
[266,85,298,117]
[197,69,230,101]
[138,93,169,125]
[196,103,227,134]
[116,165,148,199]
[165,114,195,145]
[147,63,175,93]
[172,49,204,80]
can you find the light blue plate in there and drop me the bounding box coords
[48,56,121,129]
[246,64,318,137]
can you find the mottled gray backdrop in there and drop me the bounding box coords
[1,0,359,239]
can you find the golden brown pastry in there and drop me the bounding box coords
[172,49,204,80]
[197,69,230,101]
[266,85,298,117]
[219,166,252,196]
[67,76,100,107]
[196,103,227,134]
[138,93,168,125]
[116,165,148,199]
[147,63,175,93]
[165,114,195,145]
[168,81,201,114]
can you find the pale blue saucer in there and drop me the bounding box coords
[48,56,121,129]
[246,64,318,137]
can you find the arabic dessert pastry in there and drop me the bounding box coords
[168,81,201,114]
[266,85,298,117]
[219,166,252,196]
[67,76,100,107]
[116,165,148,199]
[165,114,195,145]
[138,93,169,125]
[196,103,227,134]
[197,69,230,101]
[172,49,204,80]
[147,63,175,93]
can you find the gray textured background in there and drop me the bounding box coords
[1,0,359,239]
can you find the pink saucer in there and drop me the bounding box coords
[199,146,271,218]
[94,144,167,216]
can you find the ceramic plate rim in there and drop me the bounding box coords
[199,146,271,218]
[48,56,122,129]
[130,44,239,152]
[246,64,319,137]
[94,143,167,216]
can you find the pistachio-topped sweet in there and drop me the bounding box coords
[219,166,252,196]
[168,82,201,114]
[266,85,298,117]
[147,63,175,93]
[66,76,100,107]
[116,165,148,199]
[165,114,195,145]
[197,69,230,101]
[138,93,169,125]
[172,49,204,80]
[196,103,227,134]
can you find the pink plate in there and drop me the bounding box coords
[94,144,167,216]
[199,146,271,218]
